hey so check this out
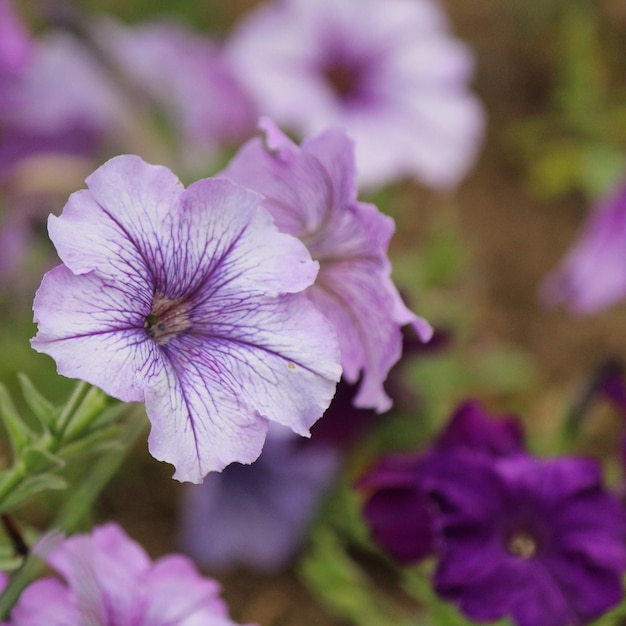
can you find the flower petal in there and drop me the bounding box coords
[31,265,159,402]
[146,291,340,482]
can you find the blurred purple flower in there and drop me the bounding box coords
[179,424,339,572]
[358,400,525,564]
[541,183,626,314]
[92,18,256,174]
[226,0,484,190]
[433,399,525,458]
[2,523,254,626]
[221,119,432,412]
[0,0,31,115]
[430,454,626,626]
[31,155,341,482]
[357,453,440,565]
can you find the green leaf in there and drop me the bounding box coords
[300,529,418,626]
[0,553,25,572]
[16,374,58,431]
[59,425,126,459]
[22,447,65,474]
[64,400,128,442]
[0,385,35,455]
[0,474,67,513]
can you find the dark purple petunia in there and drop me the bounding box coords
[357,454,440,564]
[429,454,626,626]
[358,400,523,564]
[359,401,626,625]
[433,399,525,459]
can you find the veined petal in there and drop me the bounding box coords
[146,292,340,483]
[48,155,185,282]
[31,265,159,402]
[180,177,318,297]
[219,122,335,238]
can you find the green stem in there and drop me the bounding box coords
[0,409,147,618]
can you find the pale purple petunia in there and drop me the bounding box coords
[541,182,626,314]
[226,0,484,190]
[220,119,432,412]
[31,155,341,482]
[2,523,254,626]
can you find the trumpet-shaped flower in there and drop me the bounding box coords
[2,523,254,626]
[226,0,484,190]
[430,455,626,626]
[31,155,341,482]
[221,119,432,412]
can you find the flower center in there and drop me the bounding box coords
[322,55,370,104]
[144,294,191,345]
[508,532,537,559]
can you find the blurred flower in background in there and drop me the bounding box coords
[179,423,339,572]
[221,119,432,412]
[91,16,256,176]
[541,181,626,314]
[359,400,626,626]
[226,0,484,191]
[431,455,626,626]
[358,401,525,565]
[1,523,254,626]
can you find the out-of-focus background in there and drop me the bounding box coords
[2,1,626,624]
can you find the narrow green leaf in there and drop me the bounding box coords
[22,448,65,474]
[300,529,418,626]
[0,474,67,513]
[59,425,125,459]
[16,374,58,431]
[0,385,35,455]
[64,400,128,442]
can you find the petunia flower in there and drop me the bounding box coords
[31,154,341,482]
[225,0,484,190]
[429,454,626,626]
[357,453,440,565]
[220,119,432,412]
[2,523,254,626]
[179,423,339,572]
[357,400,524,564]
[541,182,626,314]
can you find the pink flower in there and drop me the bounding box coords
[3,524,255,626]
